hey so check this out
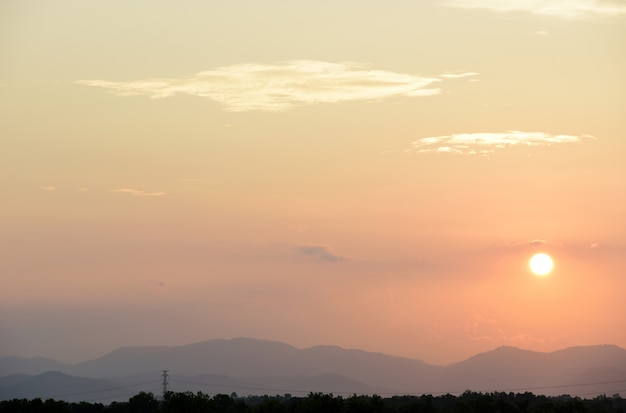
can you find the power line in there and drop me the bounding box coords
[83,388,161,403]
[486,379,626,394]
[40,373,626,402]
[50,379,161,399]
[168,376,626,398]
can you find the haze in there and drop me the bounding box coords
[1,0,625,365]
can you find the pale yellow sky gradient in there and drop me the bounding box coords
[1,0,625,365]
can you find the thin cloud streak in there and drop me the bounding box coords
[500,239,551,248]
[75,61,476,112]
[409,131,594,155]
[439,72,479,79]
[445,0,626,19]
[297,245,345,263]
[112,189,165,197]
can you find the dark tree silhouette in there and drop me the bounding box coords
[2,390,626,413]
[128,392,159,413]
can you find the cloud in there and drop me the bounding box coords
[465,312,546,347]
[497,240,623,257]
[499,239,556,249]
[40,186,56,191]
[439,72,479,79]
[75,61,475,112]
[408,131,593,155]
[445,0,626,19]
[297,245,345,263]
[112,188,165,197]
[465,312,506,342]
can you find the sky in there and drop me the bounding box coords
[1,0,625,366]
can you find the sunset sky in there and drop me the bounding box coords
[1,0,625,366]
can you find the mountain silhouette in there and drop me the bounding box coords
[1,338,625,402]
[0,371,115,402]
[0,356,68,376]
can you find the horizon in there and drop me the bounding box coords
[4,336,625,367]
[2,0,625,367]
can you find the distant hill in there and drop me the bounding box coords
[0,371,382,403]
[62,338,440,392]
[443,345,626,394]
[0,371,116,403]
[0,356,68,376]
[1,338,625,402]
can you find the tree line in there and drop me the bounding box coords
[1,390,625,413]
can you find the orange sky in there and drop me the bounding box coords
[1,0,625,365]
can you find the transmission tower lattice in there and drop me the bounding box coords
[161,370,169,398]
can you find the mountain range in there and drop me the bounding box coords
[1,338,625,403]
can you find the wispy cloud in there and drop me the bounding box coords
[465,311,546,347]
[76,61,477,112]
[499,239,552,248]
[297,245,345,263]
[465,312,506,342]
[112,188,165,197]
[445,0,626,19]
[408,131,594,155]
[40,186,56,191]
[439,72,479,79]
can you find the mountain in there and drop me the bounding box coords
[442,345,626,394]
[1,339,625,402]
[0,371,383,403]
[0,356,69,376]
[0,371,116,403]
[62,338,441,392]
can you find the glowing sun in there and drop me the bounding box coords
[529,253,553,276]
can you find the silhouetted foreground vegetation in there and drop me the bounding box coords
[1,391,625,413]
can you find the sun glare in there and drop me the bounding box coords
[529,253,553,276]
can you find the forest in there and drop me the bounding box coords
[1,391,625,413]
